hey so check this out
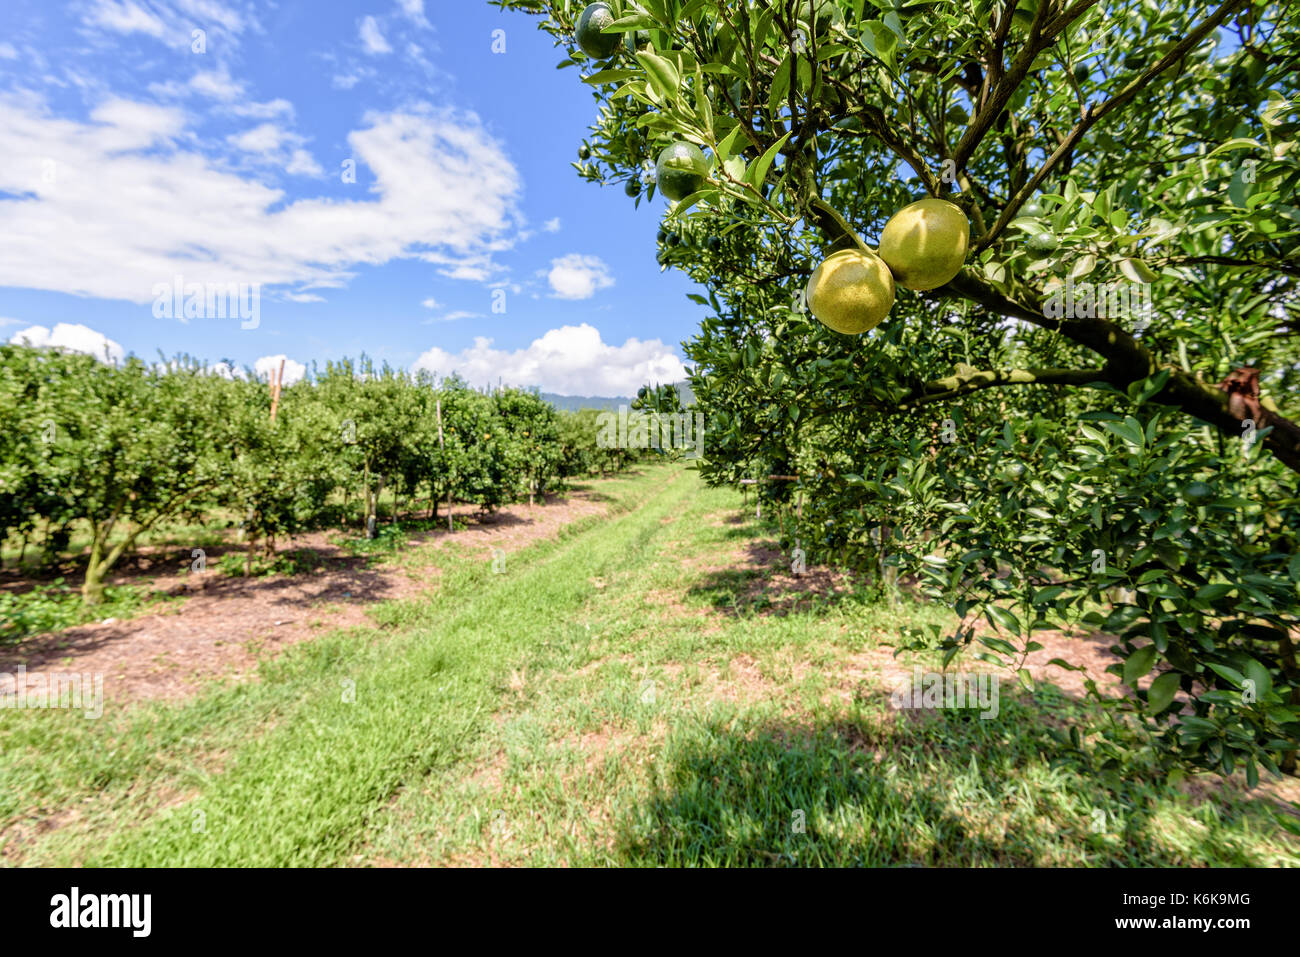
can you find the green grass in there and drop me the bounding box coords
[1,464,1296,866]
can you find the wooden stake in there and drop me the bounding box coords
[269,357,285,423]
[436,398,452,533]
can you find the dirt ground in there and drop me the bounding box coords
[0,489,611,705]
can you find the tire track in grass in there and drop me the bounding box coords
[75,467,693,866]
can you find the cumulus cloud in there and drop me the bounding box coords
[254,354,306,385]
[8,322,125,363]
[359,16,392,54]
[0,95,523,305]
[412,323,686,395]
[546,254,614,300]
[543,217,561,233]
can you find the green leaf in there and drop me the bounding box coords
[747,131,791,192]
[979,634,1019,657]
[1101,417,1145,448]
[583,68,641,85]
[1069,254,1096,279]
[1207,137,1263,157]
[985,605,1021,635]
[636,51,680,100]
[1207,662,1245,688]
[604,13,660,32]
[1243,658,1272,699]
[1123,645,1157,686]
[767,53,791,115]
[1195,583,1234,601]
[1119,258,1158,283]
[1148,671,1180,712]
[714,125,742,165]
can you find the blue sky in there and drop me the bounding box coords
[0,0,709,395]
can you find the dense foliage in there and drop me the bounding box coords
[0,345,644,601]
[504,0,1300,779]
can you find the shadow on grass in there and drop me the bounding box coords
[686,539,878,618]
[612,692,1294,867]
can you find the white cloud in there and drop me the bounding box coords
[8,322,125,363]
[332,69,374,90]
[412,324,686,395]
[0,43,18,60]
[285,149,324,177]
[189,69,244,101]
[546,254,614,300]
[227,98,294,120]
[0,316,23,327]
[420,297,441,309]
[543,217,561,233]
[83,0,251,50]
[0,95,523,305]
[359,16,392,54]
[421,310,483,324]
[397,0,430,28]
[85,0,166,37]
[283,291,324,303]
[207,359,245,379]
[254,354,306,385]
[228,122,291,154]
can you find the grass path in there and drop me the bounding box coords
[3,464,1297,866]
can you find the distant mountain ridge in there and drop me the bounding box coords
[540,381,694,412]
[538,392,629,412]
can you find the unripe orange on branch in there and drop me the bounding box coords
[878,198,970,291]
[805,248,895,334]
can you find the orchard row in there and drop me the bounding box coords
[0,344,648,603]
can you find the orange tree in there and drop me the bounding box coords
[503,0,1300,780]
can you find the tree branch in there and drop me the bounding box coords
[899,366,1109,407]
[939,269,1300,475]
[975,0,1250,250]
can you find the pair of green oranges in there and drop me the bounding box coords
[655,139,969,337]
[805,198,970,334]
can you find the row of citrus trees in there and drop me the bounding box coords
[0,345,641,603]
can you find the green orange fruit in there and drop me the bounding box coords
[575,3,620,59]
[878,198,970,291]
[655,141,708,201]
[805,248,896,334]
